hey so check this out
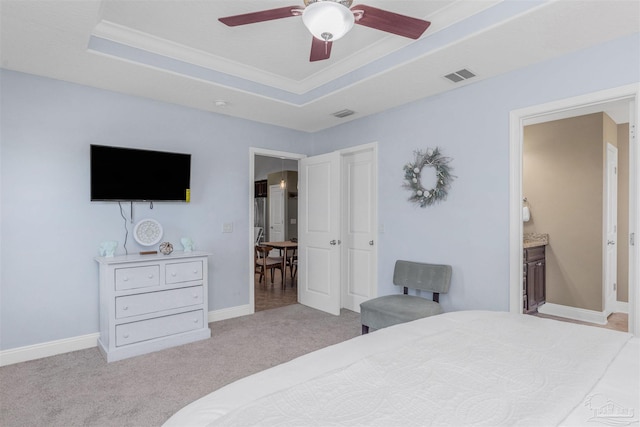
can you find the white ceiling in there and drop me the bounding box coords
[1,0,638,132]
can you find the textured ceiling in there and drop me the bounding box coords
[1,0,638,131]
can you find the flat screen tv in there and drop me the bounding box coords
[91,144,191,202]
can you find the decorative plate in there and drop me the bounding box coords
[133,219,163,246]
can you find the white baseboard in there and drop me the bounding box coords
[537,303,608,325]
[0,333,100,367]
[0,304,255,367]
[208,304,253,322]
[614,301,629,314]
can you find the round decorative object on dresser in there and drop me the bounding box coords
[159,241,174,255]
[133,218,163,246]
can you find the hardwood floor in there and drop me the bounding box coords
[254,268,297,312]
[532,311,628,332]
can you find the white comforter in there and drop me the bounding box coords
[164,311,639,427]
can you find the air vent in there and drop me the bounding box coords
[332,109,356,119]
[444,68,476,83]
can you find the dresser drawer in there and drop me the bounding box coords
[166,261,203,284]
[115,265,160,290]
[115,286,203,319]
[116,310,204,347]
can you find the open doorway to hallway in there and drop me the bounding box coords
[252,151,303,312]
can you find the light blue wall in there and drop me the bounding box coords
[310,33,640,313]
[0,71,310,350]
[1,32,638,351]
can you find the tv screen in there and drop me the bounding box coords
[90,145,191,202]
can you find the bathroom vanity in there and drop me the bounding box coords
[523,234,548,314]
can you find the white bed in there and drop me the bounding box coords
[164,311,639,426]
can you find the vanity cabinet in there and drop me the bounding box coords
[96,251,211,362]
[523,246,546,313]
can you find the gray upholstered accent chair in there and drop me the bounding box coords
[360,260,452,334]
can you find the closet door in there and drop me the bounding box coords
[341,148,377,312]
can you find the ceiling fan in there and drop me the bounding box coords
[219,0,431,62]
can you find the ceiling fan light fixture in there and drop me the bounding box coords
[302,1,355,42]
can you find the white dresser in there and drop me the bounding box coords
[95,251,211,362]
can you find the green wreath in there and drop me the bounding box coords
[403,147,455,207]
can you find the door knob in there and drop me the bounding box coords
[369,240,374,246]
[330,240,336,245]
[607,240,616,245]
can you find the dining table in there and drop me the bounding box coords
[261,240,298,287]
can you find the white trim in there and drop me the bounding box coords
[208,304,252,323]
[0,333,100,367]
[537,303,608,325]
[509,83,640,336]
[0,304,258,366]
[615,300,630,314]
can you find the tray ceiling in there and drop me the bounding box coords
[1,0,638,131]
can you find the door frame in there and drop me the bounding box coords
[508,83,640,335]
[249,147,306,314]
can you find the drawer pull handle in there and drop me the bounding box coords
[193,319,198,323]
[148,274,154,279]
[123,334,130,339]
[193,295,199,299]
[123,277,129,282]
[122,306,128,311]
[171,272,177,277]
[193,270,198,274]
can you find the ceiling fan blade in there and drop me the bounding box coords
[219,6,301,27]
[310,37,332,62]
[352,5,431,39]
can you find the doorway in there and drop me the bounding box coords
[250,148,305,313]
[522,115,624,325]
[509,84,639,335]
[249,143,379,316]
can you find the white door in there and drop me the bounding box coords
[604,143,618,316]
[341,148,377,312]
[298,152,341,315]
[268,184,285,242]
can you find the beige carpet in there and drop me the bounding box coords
[0,304,361,427]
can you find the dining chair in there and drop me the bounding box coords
[255,245,283,286]
[286,248,298,287]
